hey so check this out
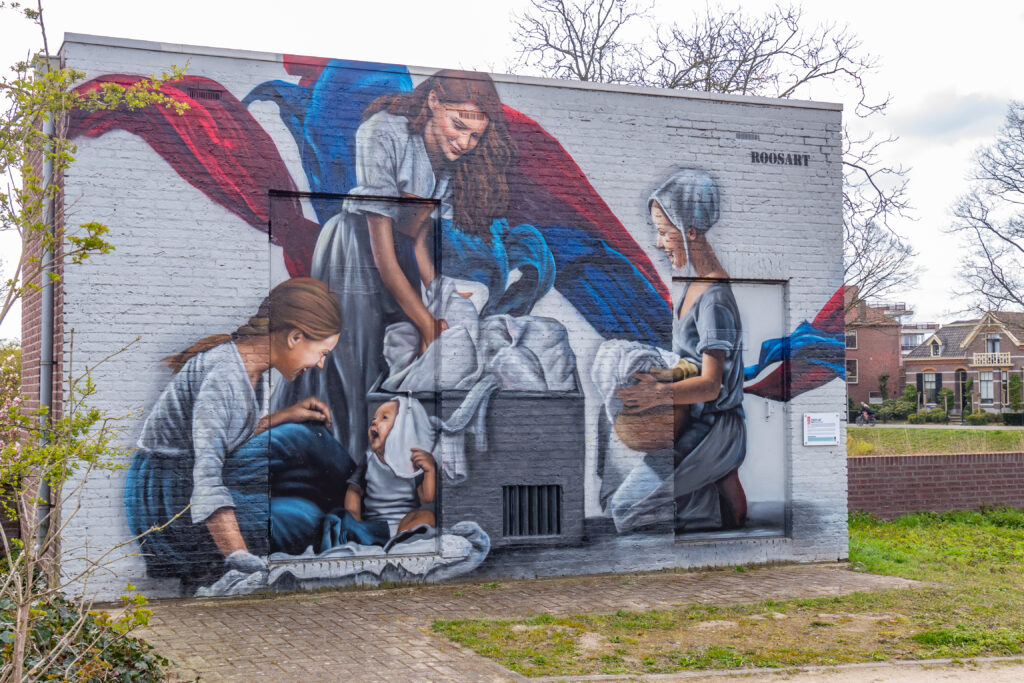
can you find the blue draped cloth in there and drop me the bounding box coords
[743,320,846,381]
[245,60,671,347]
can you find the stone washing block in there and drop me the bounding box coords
[368,375,585,549]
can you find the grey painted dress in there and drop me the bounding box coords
[669,280,746,531]
[610,280,746,532]
[277,111,452,461]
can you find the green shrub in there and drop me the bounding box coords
[847,434,875,456]
[877,398,916,421]
[1003,412,1024,426]
[937,387,955,411]
[987,412,1004,424]
[907,413,925,424]
[0,593,169,681]
[878,373,890,400]
[902,384,918,403]
[966,413,989,426]
[1009,375,1023,412]
[925,408,947,423]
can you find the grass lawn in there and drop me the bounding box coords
[847,426,1024,456]
[432,508,1024,677]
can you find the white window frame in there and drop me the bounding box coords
[980,371,994,404]
[987,334,1001,354]
[846,331,858,350]
[846,359,858,384]
[924,372,937,404]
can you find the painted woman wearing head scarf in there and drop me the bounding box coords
[615,169,747,532]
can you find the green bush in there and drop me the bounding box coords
[987,412,1004,425]
[907,413,925,424]
[902,384,918,403]
[965,413,989,426]
[877,398,916,421]
[936,387,955,411]
[925,408,947,423]
[1009,375,1023,412]
[1003,412,1024,426]
[0,593,169,681]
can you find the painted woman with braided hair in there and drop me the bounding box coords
[124,278,354,589]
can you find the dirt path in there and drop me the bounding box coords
[141,563,913,681]
[547,657,1024,681]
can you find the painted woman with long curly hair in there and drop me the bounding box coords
[285,70,553,460]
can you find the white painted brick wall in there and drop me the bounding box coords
[56,35,846,600]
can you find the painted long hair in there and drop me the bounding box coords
[163,277,342,373]
[363,69,515,237]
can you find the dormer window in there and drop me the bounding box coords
[986,334,1000,354]
[930,340,941,357]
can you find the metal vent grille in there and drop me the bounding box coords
[187,88,222,101]
[736,132,760,141]
[502,485,561,536]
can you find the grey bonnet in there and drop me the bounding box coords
[649,169,720,232]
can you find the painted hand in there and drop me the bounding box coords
[410,448,436,473]
[648,358,699,383]
[282,397,332,428]
[417,317,449,355]
[617,373,674,414]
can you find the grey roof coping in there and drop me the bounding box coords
[59,33,843,112]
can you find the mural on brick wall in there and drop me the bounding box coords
[72,59,845,597]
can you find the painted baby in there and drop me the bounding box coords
[344,397,437,543]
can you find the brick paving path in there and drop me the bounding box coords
[139,563,916,682]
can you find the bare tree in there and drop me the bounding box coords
[511,0,651,83]
[510,1,916,309]
[843,220,917,305]
[950,101,1024,311]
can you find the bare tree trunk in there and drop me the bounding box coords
[11,600,29,683]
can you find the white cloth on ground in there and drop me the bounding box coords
[198,522,491,597]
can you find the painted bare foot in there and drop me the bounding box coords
[716,469,747,529]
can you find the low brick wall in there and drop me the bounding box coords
[848,452,1024,518]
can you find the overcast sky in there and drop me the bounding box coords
[3,0,1023,340]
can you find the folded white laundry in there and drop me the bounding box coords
[382,277,578,394]
[378,277,579,483]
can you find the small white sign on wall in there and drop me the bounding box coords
[803,412,841,446]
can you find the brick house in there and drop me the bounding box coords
[844,289,903,405]
[904,312,1024,413]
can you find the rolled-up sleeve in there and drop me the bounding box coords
[189,366,248,524]
[347,461,367,493]
[696,300,739,356]
[344,115,402,220]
